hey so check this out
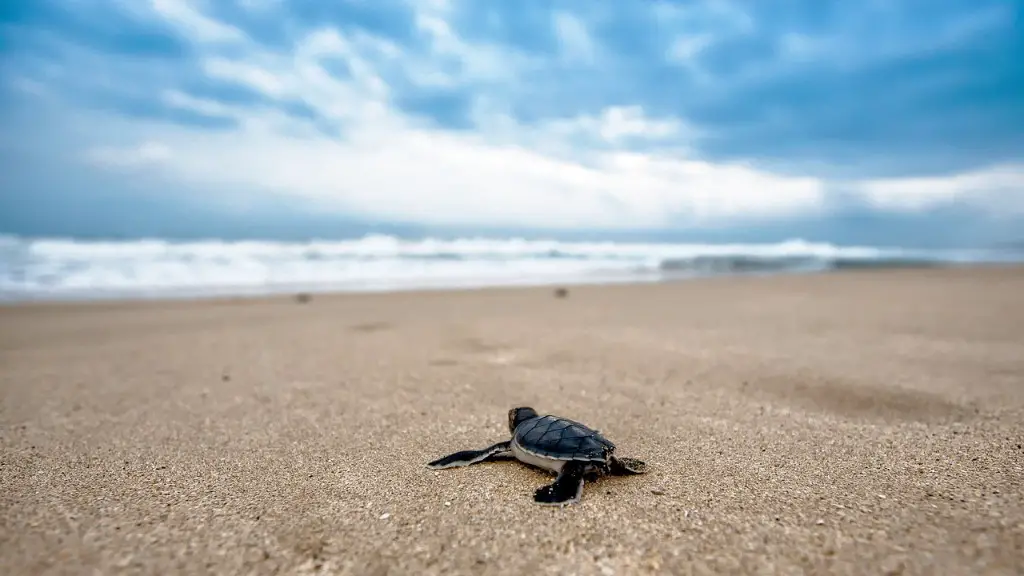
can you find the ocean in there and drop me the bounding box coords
[0,234,1019,302]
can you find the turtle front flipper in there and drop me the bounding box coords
[426,441,511,469]
[533,461,587,506]
[609,456,647,475]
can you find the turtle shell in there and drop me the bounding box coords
[513,414,615,461]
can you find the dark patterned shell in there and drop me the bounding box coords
[514,415,615,461]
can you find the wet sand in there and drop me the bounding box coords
[1,267,1023,575]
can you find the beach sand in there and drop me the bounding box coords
[1,267,1022,575]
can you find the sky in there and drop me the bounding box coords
[1,0,1022,247]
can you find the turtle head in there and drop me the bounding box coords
[508,406,538,433]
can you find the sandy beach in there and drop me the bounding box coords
[1,267,1022,575]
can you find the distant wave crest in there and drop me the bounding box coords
[0,234,1010,301]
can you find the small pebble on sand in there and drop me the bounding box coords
[380,513,390,520]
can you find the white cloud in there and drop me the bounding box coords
[203,58,288,98]
[667,34,713,63]
[857,165,1024,215]
[162,89,236,118]
[68,0,1022,230]
[411,14,527,87]
[552,12,596,65]
[103,114,825,228]
[147,0,245,43]
[654,1,748,84]
[84,141,173,169]
[540,106,687,146]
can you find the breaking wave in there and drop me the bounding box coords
[0,234,1014,302]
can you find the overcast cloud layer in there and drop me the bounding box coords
[1,0,1022,245]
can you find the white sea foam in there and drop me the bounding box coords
[0,234,1006,302]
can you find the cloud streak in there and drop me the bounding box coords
[1,0,1022,240]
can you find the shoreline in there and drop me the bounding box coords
[5,232,1022,308]
[2,260,1019,308]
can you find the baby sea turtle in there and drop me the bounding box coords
[427,406,647,506]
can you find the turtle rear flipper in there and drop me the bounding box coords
[427,441,511,469]
[609,456,646,475]
[533,461,587,506]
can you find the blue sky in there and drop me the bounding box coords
[1,0,1022,246]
